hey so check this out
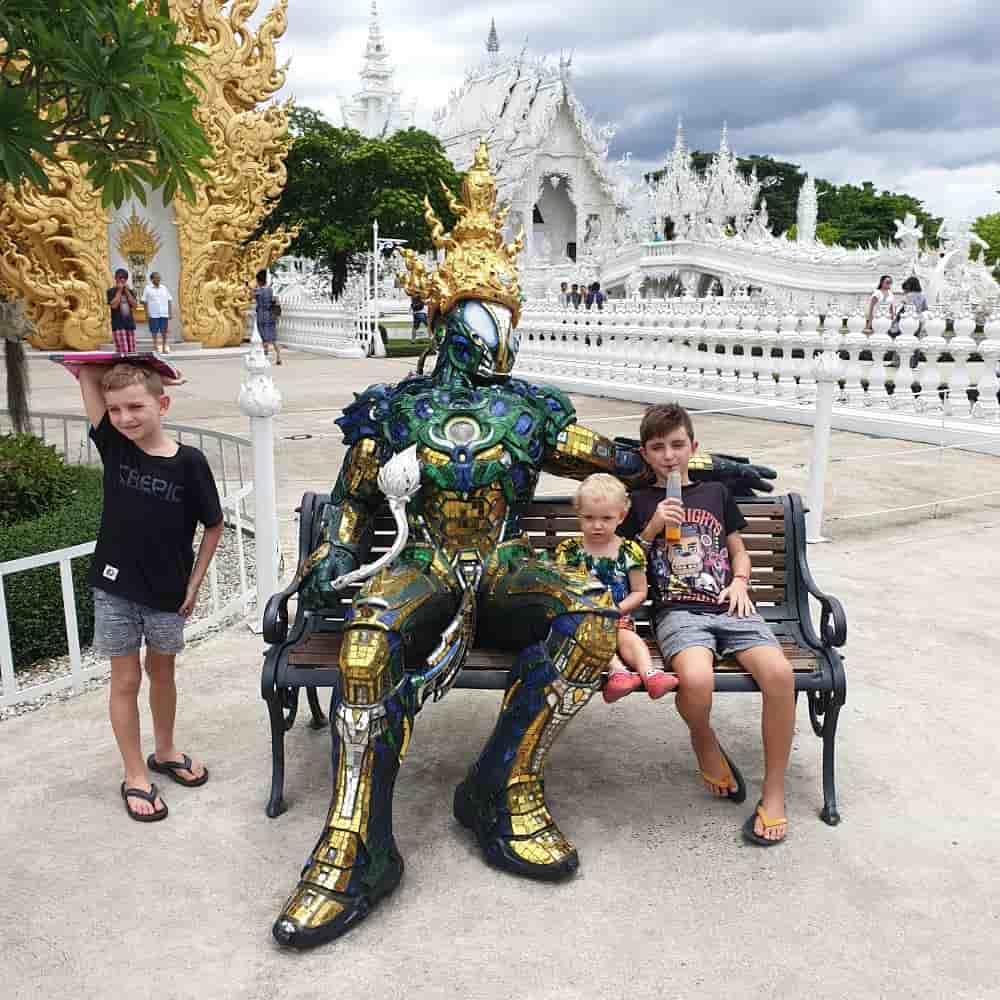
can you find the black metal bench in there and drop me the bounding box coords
[261,492,847,824]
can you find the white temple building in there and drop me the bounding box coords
[339,2,415,138]
[432,22,626,270]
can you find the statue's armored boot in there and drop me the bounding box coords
[273,670,413,948]
[454,611,617,879]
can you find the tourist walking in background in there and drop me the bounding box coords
[569,282,582,309]
[585,282,605,311]
[142,272,173,354]
[253,269,282,365]
[865,274,894,331]
[107,268,138,354]
[410,294,428,341]
[898,276,930,369]
[559,281,570,306]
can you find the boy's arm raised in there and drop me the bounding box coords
[78,365,107,428]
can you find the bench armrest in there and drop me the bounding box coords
[263,579,301,645]
[795,545,847,648]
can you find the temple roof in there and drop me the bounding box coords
[432,36,624,209]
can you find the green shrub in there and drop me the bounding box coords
[0,465,104,669]
[0,433,76,527]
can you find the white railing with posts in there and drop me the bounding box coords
[0,402,263,707]
[275,292,368,358]
[0,410,255,525]
[514,303,1000,541]
[0,483,254,708]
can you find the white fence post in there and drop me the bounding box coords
[238,322,282,632]
[806,327,841,543]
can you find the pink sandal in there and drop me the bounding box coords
[603,671,642,703]
[644,669,679,700]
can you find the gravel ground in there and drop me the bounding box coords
[0,522,260,722]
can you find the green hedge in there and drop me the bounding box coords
[0,466,104,669]
[0,433,76,527]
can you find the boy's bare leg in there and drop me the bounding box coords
[672,646,736,796]
[109,653,163,816]
[735,645,794,841]
[146,649,205,782]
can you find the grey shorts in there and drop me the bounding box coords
[92,588,186,657]
[655,608,780,665]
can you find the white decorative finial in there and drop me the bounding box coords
[487,17,499,55]
[238,318,282,418]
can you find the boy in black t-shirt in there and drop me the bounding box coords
[624,404,794,846]
[78,363,224,822]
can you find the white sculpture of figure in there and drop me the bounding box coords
[796,175,817,244]
[894,212,924,256]
[538,234,553,262]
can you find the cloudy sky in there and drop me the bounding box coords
[268,0,1000,223]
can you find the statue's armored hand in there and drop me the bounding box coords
[299,543,360,610]
[694,452,777,497]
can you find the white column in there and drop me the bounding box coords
[238,321,283,632]
[806,330,841,543]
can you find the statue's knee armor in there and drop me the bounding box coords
[339,626,403,705]
[544,610,618,687]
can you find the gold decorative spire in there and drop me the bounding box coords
[400,138,525,327]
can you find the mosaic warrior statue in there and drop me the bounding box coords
[272,140,773,948]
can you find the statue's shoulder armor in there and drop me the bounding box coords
[506,379,577,440]
[335,383,395,446]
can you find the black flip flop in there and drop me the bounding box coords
[147,752,209,788]
[121,782,168,823]
[701,742,747,804]
[719,744,747,804]
[742,800,787,847]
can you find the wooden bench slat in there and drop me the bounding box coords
[287,631,819,674]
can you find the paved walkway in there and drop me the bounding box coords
[3,349,1000,998]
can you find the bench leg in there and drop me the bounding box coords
[820,700,842,826]
[306,687,327,729]
[265,687,289,818]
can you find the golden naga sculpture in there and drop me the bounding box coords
[0,0,297,351]
[400,139,525,328]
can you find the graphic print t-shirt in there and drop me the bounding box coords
[88,414,224,611]
[624,481,746,614]
[553,536,646,605]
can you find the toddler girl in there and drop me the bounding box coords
[555,474,678,702]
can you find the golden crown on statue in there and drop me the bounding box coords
[399,139,525,327]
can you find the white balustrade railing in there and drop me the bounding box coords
[0,411,260,708]
[515,305,1000,454]
[275,292,368,358]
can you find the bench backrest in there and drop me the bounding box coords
[305,492,800,624]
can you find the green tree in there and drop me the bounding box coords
[971,212,1000,271]
[258,108,461,296]
[0,0,212,207]
[815,180,941,249]
[785,221,842,245]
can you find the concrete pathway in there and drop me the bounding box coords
[3,348,999,998]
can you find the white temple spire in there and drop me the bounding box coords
[340,1,415,138]
[673,117,686,155]
[719,121,730,156]
[487,18,500,59]
[796,173,817,244]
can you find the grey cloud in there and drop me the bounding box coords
[270,0,1000,217]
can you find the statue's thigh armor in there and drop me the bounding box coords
[478,538,618,684]
[339,543,461,705]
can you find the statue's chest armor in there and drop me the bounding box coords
[386,386,548,550]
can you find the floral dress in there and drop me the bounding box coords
[553,535,646,629]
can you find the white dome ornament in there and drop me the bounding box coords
[238,320,283,419]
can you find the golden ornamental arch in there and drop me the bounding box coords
[0,1,298,350]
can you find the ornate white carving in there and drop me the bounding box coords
[238,325,283,418]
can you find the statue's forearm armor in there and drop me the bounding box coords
[301,437,382,605]
[544,423,651,486]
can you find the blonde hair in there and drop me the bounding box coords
[573,473,630,513]
[101,363,164,398]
